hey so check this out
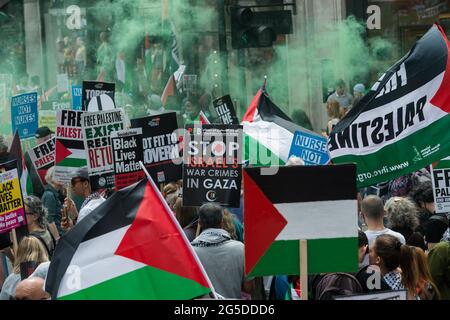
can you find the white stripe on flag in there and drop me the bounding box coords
[274,200,358,240]
[243,120,293,162]
[57,226,145,298]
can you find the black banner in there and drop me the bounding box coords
[183,124,242,208]
[82,81,115,111]
[130,112,182,184]
[111,128,145,191]
[213,95,239,125]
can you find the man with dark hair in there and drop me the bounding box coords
[62,168,105,230]
[423,217,449,251]
[192,203,253,299]
[327,79,353,112]
[361,195,405,251]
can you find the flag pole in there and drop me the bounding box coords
[299,239,308,300]
[139,161,220,300]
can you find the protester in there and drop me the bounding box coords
[41,167,64,236]
[0,236,49,300]
[353,83,365,99]
[146,94,165,116]
[327,79,353,113]
[423,217,449,251]
[182,96,201,125]
[324,100,341,137]
[62,168,106,229]
[369,234,418,299]
[0,135,12,163]
[409,181,436,226]
[428,241,450,299]
[14,277,49,300]
[191,203,253,299]
[173,197,198,242]
[361,195,406,247]
[35,126,53,146]
[24,195,56,257]
[384,196,425,249]
[413,247,440,300]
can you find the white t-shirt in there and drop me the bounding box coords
[362,228,406,266]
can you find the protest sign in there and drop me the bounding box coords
[54,110,86,185]
[72,85,82,110]
[431,157,450,213]
[111,129,145,191]
[82,81,115,111]
[27,137,56,185]
[130,112,182,184]
[11,92,38,139]
[82,109,125,190]
[182,124,242,208]
[39,100,72,132]
[0,160,26,234]
[213,95,239,125]
[288,131,330,165]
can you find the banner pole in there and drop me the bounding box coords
[300,239,308,300]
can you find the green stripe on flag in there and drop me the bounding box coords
[244,134,285,167]
[57,158,87,168]
[59,265,210,300]
[332,114,450,188]
[248,237,358,277]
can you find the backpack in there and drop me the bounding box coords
[313,273,363,300]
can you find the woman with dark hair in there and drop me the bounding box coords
[409,181,435,225]
[369,234,419,299]
[173,197,199,242]
[23,196,56,258]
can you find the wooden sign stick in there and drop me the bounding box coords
[300,239,308,300]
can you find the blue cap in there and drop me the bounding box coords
[353,83,365,94]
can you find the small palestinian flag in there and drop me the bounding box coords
[242,89,319,167]
[54,110,87,185]
[45,179,212,300]
[329,24,450,188]
[244,165,359,277]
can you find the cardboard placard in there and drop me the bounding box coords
[82,109,125,190]
[130,112,182,184]
[213,95,239,125]
[182,124,242,208]
[81,81,115,111]
[288,130,330,165]
[111,128,145,191]
[11,92,38,139]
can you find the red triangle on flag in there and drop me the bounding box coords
[244,170,287,275]
[161,75,175,106]
[55,140,73,164]
[115,182,209,288]
[242,88,262,123]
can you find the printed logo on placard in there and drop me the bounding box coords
[98,177,106,187]
[206,190,217,202]
[148,118,161,127]
[157,171,165,183]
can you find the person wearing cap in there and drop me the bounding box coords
[326,79,353,110]
[61,168,105,230]
[35,127,53,145]
[41,167,64,236]
[0,135,12,164]
[353,83,366,100]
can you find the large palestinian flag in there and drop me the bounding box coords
[54,110,87,185]
[244,165,358,276]
[329,24,450,188]
[242,89,318,166]
[45,179,211,300]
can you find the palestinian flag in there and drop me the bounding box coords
[9,130,33,196]
[27,137,56,185]
[45,179,212,300]
[161,74,175,107]
[54,110,87,185]
[244,165,358,277]
[242,89,319,167]
[329,24,450,188]
[199,111,210,125]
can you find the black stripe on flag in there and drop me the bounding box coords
[244,164,356,203]
[258,91,317,136]
[336,24,448,130]
[57,138,84,150]
[45,179,146,299]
